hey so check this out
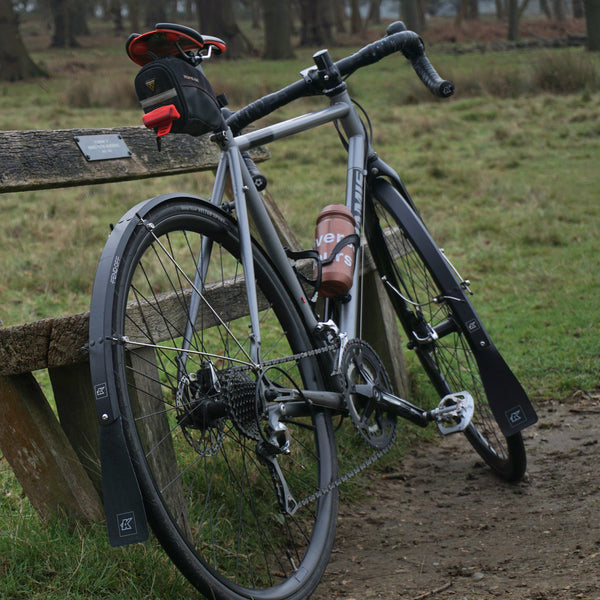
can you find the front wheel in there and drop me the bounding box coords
[105,198,338,600]
[365,186,526,482]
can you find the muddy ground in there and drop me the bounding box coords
[314,392,600,600]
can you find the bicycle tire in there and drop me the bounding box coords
[364,182,526,482]
[105,197,338,600]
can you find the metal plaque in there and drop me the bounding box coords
[75,134,132,161]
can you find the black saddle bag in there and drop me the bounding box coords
[134,54,224,136]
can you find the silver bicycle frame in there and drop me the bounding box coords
[181,88,368,370]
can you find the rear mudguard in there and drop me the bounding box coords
[369,177,537,437]
[88,193,221,547]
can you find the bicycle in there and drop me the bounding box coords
[88,21,538,600]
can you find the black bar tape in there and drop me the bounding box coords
[227,79,309,134]
[226,29,453,132]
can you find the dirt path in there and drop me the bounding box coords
[314,392,600,600]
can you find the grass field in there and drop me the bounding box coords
[1,16,599,599]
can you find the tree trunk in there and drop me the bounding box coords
[585,0,600,50]
[129,0,141,31]
[495,0,506,20]
[402,0,424,33]
[263,0,294,59]
[109,0,123,32]
[367,0,383,25]
[350,0,362,33]
[456,0,479,24]
[197,0,254,58]
[508,0,520,39]
[540,0,553,17]
[572,0,584,18]
[333,0,346,33]
[0,0,46,80]
[299,0,335,46]
[49,0,80,47]
[553,0,566,18]
[251,0,261,29]
[145,0,167,28]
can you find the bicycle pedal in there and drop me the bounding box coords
[431,392,474,435]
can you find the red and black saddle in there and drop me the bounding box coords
[126,23,226,66]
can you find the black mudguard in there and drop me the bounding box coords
[99,418,149,546]
[88,193,214,547]
[369,177,537,437]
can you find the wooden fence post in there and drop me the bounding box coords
[361,269,410,399]
[49,362,102,495]
[0,371,103,522]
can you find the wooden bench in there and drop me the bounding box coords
[0,126,408,523]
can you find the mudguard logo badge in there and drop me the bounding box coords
[505,405,527,428]
[466,319,480,332]
[117,511,137,537]
[94,382,108,400]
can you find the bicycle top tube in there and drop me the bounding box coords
[226,22,454,135]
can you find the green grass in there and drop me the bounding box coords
[1,16,600,598]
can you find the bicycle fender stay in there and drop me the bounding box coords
[89,192,216,547]
[368,178,538,437]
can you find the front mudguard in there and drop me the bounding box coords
[88,193,219,546]
[368,177,538,437]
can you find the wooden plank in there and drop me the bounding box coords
[361,269,410,399]
[0,241,405,377]
[0,312,89,376]
[0,127,269,193]
[0,372,103,522]
[0,279,265,375]
[49,362,102,495]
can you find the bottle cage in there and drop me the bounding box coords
[126,23,226,67]
[285,233,360,301]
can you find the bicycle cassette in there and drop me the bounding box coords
[341,340,397,450]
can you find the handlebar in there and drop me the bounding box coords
[227,23,453,134]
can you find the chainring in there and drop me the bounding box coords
[341,339,397,450]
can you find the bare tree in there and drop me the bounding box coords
[0,0,45,80]
[49,0,81,47]
[263,0,294,59]
[508,0,531,40]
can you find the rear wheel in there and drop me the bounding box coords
[108,199,338,600]
[365,190,526,482]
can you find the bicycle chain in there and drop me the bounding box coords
[293,428,396,511]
